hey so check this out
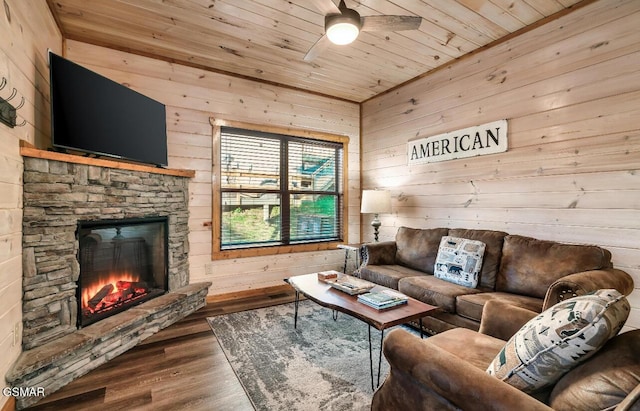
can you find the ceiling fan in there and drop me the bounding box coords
[304,0,422,62]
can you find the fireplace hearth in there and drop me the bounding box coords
[77,217,168,327]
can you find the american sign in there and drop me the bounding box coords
[408,119,508,165]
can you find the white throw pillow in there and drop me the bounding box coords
[433,236,485,288]
[486,289,630,393]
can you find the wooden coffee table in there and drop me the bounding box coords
[286,273,438,390]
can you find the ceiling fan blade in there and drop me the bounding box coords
[304,34,332,62]
[360,15,422,32]
[308,0,341,15]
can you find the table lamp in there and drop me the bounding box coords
[361,190,391,242]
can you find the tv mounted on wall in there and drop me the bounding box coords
[49,52,168,167]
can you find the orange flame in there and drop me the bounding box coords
[81,272,141,311]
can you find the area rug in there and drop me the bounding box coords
[207,300,412,411]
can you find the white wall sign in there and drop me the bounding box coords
[408,119,508,165]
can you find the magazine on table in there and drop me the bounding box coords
[358,289,408,309]
[358,297,408,310]
[323,273,375,295]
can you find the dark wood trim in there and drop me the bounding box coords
[19,140,195,178]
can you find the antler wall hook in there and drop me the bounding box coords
[0,76,27,128]
[15,96,25,110]
[6,87,18,101]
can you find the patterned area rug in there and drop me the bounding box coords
[208,300,409,411]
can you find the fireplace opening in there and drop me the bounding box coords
[77,217,169,328]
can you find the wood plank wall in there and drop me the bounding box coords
[0,1,62,407]
[64,40,361,296]
[361,0,640,331]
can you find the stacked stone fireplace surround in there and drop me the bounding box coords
[7,147,211,409]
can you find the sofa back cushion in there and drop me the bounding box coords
[395,227,449,274]
[496,235,612,298]
[449,229,508,290]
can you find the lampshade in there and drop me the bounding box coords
[325,11,361,45]
[361,190,391,214]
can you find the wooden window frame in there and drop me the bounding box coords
[211,119,349,260]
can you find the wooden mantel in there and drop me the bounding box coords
[19,140,195,178]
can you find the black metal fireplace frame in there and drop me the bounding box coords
[75,216,169,328]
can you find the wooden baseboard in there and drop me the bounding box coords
[206,284,293,304]
[1,396,15,411]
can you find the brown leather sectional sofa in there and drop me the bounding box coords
[359,226,634,335]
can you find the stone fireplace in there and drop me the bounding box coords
[19,152,194,349]
[8,143,211,409]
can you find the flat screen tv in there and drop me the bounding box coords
[49,52,168,167]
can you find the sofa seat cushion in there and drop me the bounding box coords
[549,329,640,411]
[398,275,483,313]
[429,328,504,370]
[496,235,612,299]
[449,229,508,290]
[359,265,423,290]
[486,289,630,393]
[421,311,481,335]
[456,292,543,322]
[395,227,449,273]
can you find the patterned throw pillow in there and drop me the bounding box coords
[486,289,630,393]
[433,236,485,288]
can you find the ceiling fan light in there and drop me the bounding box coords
[325,10,361,45]
[327,22,359,45]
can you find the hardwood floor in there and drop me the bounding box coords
[24,289,298,411]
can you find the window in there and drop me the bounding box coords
[213,123,348,258]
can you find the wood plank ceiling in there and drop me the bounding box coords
[47,0,584,103]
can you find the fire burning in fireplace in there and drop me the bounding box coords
[77,217,169,328]
[81,272,151,316]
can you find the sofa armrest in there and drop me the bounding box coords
[543,268,634,311]
[479,300,538,341]
[616,382,640,411]
[360,241,397,266]
[372,329,553,411]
